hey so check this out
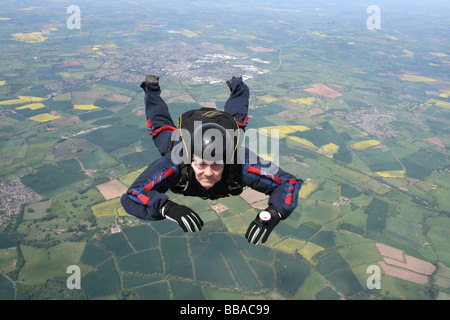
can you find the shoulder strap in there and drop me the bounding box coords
[225,163,243,196]
[170,164,190,194]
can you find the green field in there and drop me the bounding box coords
[0,0,449,301]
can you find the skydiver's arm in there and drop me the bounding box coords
[241,149,303,220]
[120,154,180,221]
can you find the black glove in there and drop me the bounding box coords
[161,200,204,232]
[245,207,281,245]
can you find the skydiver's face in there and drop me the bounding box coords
[191,155,224,190]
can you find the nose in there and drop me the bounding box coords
[203,165,214,176]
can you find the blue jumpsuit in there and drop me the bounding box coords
[120,77,303,221]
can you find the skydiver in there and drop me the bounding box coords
[120,75,303,244]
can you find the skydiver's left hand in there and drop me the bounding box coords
[245,207,281,245]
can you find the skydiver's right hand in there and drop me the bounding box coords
[161,200,204,232]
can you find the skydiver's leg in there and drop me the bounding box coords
[141,77,177,156]
[224,76,250,131]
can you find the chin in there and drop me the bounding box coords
[200,180,216,190]
[202,184,213,190]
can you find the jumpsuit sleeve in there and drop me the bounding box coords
[120,153,180,221]
[241,149,303,219]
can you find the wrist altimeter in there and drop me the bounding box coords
[258,210,272,225]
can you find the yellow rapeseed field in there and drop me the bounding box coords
[168,29,199,37]
[16,103,46,110]
[401,74,436,83]
[119,167,146,187]
[298,182,318,199]
[1,96,46,106]
[73,104,99,110]
[0,98,28,105]
[274,238,306,254]
[351,139,381,150]
[259,125,310,139]
[258,95,280,103]
[11,27,57,43]
[289,97,317,105]
[427,98,450,109]
[312,32,327,37]
[259,96,317,105]
[320,143,339,154]
[375,170,405,178]
[12,31,48,43]
[287,136,317,148]
[91,198,128,217]
[438,90,450,98]
[18,96,46,102]
[429,52,448,57]
[298,242,324,261]
[28,113,61,122]
[402,50,414,57]
[385,35,399,40]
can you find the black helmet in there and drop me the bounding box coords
[171,108,243,165]
[190,122,234,163]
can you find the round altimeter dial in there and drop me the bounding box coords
[258,210,272,224]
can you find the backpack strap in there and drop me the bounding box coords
[170,163,190,194]
[226,163,243,196]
